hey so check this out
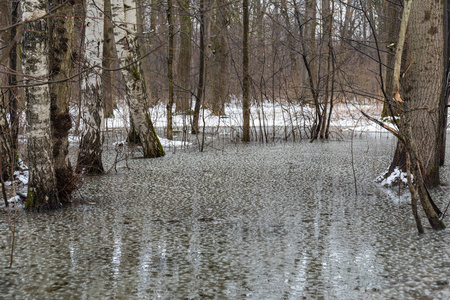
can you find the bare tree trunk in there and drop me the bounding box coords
[49,0,76,198]
[21,0,60,209]
[0,4,13,182]
[166,0,175,140]
[136,0,154,111]
[305,0,317,102]
[381,0,401,117]
[77,0,105,174]
[192,0,205,134]
[113,0,165,157]
[242,0,250,142]
[9,0,19,156]
[209,0,228,116]
[381,0,446,231]
[0,95,13,181]
[102,0,116,118]
[293,0,320,141]
[319,0,332,139]
[77,82,105,174]
[401,0,445,186]
[175,0,192,113]
[439,0,450,166]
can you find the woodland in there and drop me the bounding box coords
[1,0,450,297]
[0,0,450,233]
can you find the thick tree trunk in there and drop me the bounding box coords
[401,0,446,186]
[136,0,154,111]
[379,0,446,231]
[113,0,165,157]
[77,0,105,175]
[21,0,60,209]
[49,0,76,198]
[175,0,192,113]
[242,0,250,142]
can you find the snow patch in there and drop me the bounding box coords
[378,167,410,187]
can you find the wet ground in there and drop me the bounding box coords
[1,134,450,299]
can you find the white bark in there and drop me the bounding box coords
[21,0,59,209]
[77,0,105,174]
[112,0,164,157]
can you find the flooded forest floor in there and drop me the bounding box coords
[1,132,450,299]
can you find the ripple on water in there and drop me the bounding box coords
[0,135,449,299]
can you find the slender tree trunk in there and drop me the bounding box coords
[113,0,165,157]
[293,0,320,141]
[319,0,332,139]
[0,95,13,181]
[0,3,13,182]
[175,0,192,113]
[192,0,205,134]
[49,0,76,198]
[77,0,105,174]
[102,0,116,118]
[305,0,317,102]
[381,0,401,117]
[9,0,19,156]
[439,0,450,165]
[242,0,250,142]
[209,0,228,116]
[22,0,60,209]
[166,0,174,140]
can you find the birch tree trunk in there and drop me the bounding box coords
[21,0,60,209]
[113,0,165,157]
[49,0,76,197]
[77,0,105,174]
[102,0,116,118]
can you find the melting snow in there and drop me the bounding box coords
[378,167,410,187]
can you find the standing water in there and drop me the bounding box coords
[1,134,449,299]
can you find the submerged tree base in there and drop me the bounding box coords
[26,189,60,211]
[55,167,80,201]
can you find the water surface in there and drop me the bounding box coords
[1,134,450,299]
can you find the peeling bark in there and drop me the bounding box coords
[49,0,76,198]
[113,0,165,157]
[77,0,105,175]
[22,0,60,210]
